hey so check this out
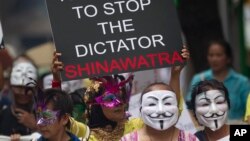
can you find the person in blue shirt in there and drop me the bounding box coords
[36,89,80,141]
[186,39,250,121]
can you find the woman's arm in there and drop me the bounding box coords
[169,47,189,103]
[69,117,90,139]
[51,51,63,88]
[170,66,181,104]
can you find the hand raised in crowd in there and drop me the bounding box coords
[51,51,63,82]
[171,45,190,74]
[181,45,190,60]
[10,134,20,141]
[15,108,37,131]
[170,45,190,102]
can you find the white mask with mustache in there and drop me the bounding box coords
[195,90,228,131]
[141,90,178,131]
[10,62,37,87]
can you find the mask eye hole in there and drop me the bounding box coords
[164,103,171,106]
[28,70,33,73]
[202,103,209,107]
[103,94,116,102]
[149,103,156,106]
[216,101,225,105]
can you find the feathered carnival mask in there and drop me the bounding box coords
[26,79,59,126]
[85,74,134,108]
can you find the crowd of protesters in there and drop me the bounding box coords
[0,34,250,141]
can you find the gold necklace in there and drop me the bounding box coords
[91,123,125,141]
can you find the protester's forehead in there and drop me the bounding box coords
[12,62,36,70]
[46,101,54,110]
[196,89,225,100]
[142,90,176,100]
[149,84,173,91]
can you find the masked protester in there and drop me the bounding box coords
[34,89,80,141]
[85,74,140,141]
[120,82,198,141]
[190,79,230,141]
[51,47,189,141]
[0,61,38,138]
[186,40,250,123]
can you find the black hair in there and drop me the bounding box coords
[70,88,87,122]
[69,88,85,105]
[206,39,233,67]
[189,79,230,115]
[140,82,174,104]
[38,72,52,89]
[43,89,73,128]
[88,105,117,129]
[114,74,128,102]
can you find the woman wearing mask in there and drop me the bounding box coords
[186,40,250,123]
[121,82,199,141]
[0,60,38,140]
[189,79,230,141]
[35,89,80,141]
[51,47,189,140]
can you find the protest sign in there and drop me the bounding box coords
[46,0,184,80]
